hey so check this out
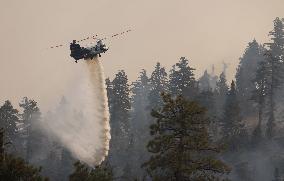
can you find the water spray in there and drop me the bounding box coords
[44,57,110,166]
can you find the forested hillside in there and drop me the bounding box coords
[1,17,284,181]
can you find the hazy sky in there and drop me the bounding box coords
[1,0,284,110]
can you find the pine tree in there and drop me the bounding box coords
[128,69,151,179]
[59,148,75,180]
[108,70,131,177]
[105,78,113,111]
[216,72,228,99]
[209,65,219,90]
[0,129,48,181]
[169,57,197,99]
[0,129,4,161]
[110,70,131,140]
[0,100,18,152]
[251,60,269,146]
[266,18,284,63]
[263,17,284,139]
[196,90,218,140]
[199,70,211,91]
[142,93,230,180]
[131,69,150,127]
[196,90,215,117]
[262,51,283,139]
[215,72,229,122]
[19,97,42,162]
[69,161,113,181]
[40,97,75,180]
[220,81,247,151]
[42,141,62,180]
[236,39,265,117]
[148,62,168,110]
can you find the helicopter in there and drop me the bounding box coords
[49,29,131,63]
[70,39,108,63]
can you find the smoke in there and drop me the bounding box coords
[225,140,284,181]
[44,57,110,166]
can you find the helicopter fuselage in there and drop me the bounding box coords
[70,40,108,63]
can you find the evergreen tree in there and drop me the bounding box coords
[19,97,42,162]
[220,81,247,151]
[0,129,4,159]
[129,69,151,179]
[69,161,113,181]
[110,70,131,135]
[196,90,218,140]
[216,72,228,99]
[236,39,265,117]
[263,51,283,139]
[42,141,62,180]
[263,17,284,139]
[0,152,49,181]
[196,90,215,118]
[0,100,18,152]
[0,129,48,181]
[105,78,114,111]
[143,93,230,180]
[108,70,131,178]
[148,62,168,110]
[214,72,229,122]
[251,60,269,146]
[208,65,218,90]
[169,57,197,99]
[131,69,150,128]
[266,18,284,64]
[41,97,75,181]
[199,70,211,91]
[59,148,75,180]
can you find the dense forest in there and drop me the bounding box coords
[1,17,284,181]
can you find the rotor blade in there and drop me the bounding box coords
[49,29,131,49]
[101,29,132,41]
[49,34,98,49]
